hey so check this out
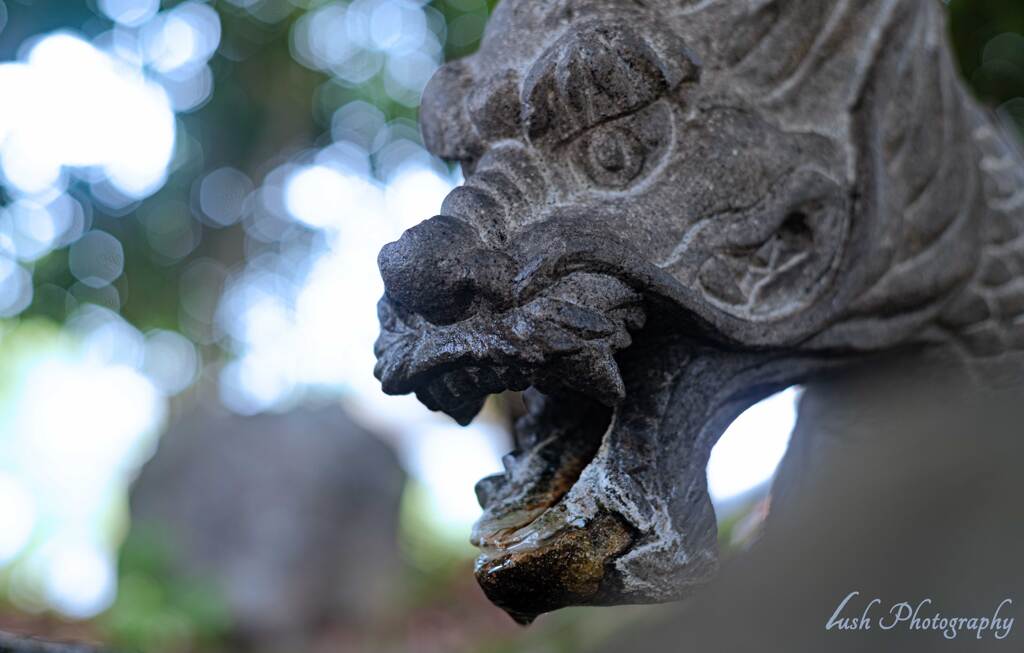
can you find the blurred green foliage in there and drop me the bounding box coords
[102,528,232,653]
[6,0,500,340]
[950,0,1024,135]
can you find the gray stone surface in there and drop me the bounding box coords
[374,0,1024,622]
[0,632,99,653]
[592,360,1024,652]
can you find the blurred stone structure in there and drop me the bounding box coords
[592,359,1024,652]
[129,404,405,647]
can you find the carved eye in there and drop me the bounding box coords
[577,125,647,189]
[566,101,672,192]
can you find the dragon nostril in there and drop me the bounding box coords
[378,215,489,325]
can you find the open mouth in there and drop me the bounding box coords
[472,389,610,559]
[374,216,806,623]
[377,328,642,624]
[374,266,721,624]
[470,388,634,625]
[374,265,654,623]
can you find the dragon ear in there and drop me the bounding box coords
[696,170,849,324]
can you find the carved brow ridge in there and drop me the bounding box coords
[521,20,698,143]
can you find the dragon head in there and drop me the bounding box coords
[375,0,993,623]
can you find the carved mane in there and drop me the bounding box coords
[663,0,1024,359]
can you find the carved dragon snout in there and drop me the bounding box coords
[379,216,516,326]
[374,0,1024,624]
[376,215,649,425]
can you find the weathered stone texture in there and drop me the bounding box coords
[375,0,1024,621]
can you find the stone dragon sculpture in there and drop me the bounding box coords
[373,0,1024,624]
